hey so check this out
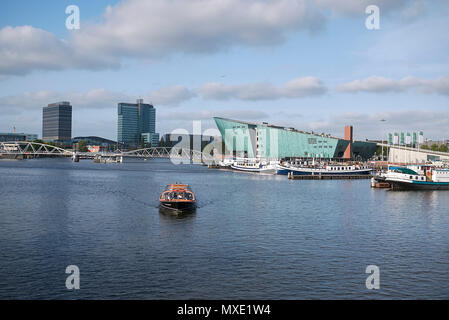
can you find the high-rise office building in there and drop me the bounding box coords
[117,99,158,147]
[42,101,72,141]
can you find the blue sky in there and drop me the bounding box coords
[1,0,448,141]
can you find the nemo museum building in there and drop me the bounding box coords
[214,117,377,161]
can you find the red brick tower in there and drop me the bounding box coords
[343,125,353,159]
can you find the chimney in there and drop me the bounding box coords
[343,125,353,159]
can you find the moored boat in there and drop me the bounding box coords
[277,161,372,176]
[230,158,278,173]
[218,157,235,168]
[159,183,196,211]
[384,165,449,190]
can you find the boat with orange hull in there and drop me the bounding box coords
[159,183,196,211]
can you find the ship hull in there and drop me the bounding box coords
[160,201,196,211]
[276,165,372,176]
[387,180,449,190]
[231,165,276,174]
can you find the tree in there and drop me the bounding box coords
[375,146,382,156]
[420,144,429,150]
[78,140,88,152]
[439,144,448,153]
[430,144,439,151]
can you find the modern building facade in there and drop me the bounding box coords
[118,99,158,147]
[0,132,38,142]
[141,132,160,147]
[42,101,72,142]
[214,117,378,160]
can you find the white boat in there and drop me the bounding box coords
[231,158,278,173]
[384,165,449,190]
[218,157,235,168]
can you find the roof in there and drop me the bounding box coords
[394,167,419,175]
[214,117,342,140]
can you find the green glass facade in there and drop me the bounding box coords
[117,99,157,147]
[214,117,377,160]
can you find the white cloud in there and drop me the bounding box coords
[0,0,421,77]
[147,86,196,106]
[0,77,326,112]
[337,76,449,95]
[0,89,130,112]
[305,110,449,140]
[200,77,327,100]
[159,109,268,121]
[0,0,324,76]
[72,0,323,56]
[315,0,409,16]
[356,13,449,76]
[0,86,198,111]
[0,26,118,76]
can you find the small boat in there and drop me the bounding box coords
[218,157,235,168]
[384,165,449,190]
[159,183,196,211]
[230,158,278,174]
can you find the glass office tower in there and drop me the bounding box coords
[42,102,72,141]
[117,99,157,147]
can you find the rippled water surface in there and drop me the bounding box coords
[0,158,448,299]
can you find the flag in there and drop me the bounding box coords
[406,133,411,145]
[418,131,424,144]
[393,133,399,144]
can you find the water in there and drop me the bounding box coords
[0,158,448,299]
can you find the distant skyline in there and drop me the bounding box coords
[1,0,448,141]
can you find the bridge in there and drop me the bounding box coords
[0,141,218,163]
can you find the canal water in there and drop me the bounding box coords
[0,158,448,299]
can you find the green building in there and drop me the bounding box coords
[117,99,158,147]
[214,117,377,160]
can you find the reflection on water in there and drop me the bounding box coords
[159,207,197,220]
[0,158,448,299]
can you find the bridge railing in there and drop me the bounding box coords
[1,142,219,163]
[0,141,72,156]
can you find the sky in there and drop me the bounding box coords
[1,0,448,141]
